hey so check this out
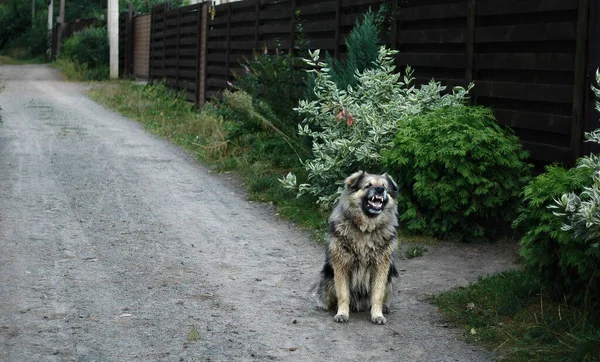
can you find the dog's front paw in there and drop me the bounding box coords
[371,314,387,325]
[333,313,349,323]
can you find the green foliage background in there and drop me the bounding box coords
[514,164,595,303]
[59,26,109,80]
[0,0,189,60]
[0,0,50,60]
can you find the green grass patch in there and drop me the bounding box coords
[404,245,428,259]
[88,81,323,231]
[52,58,108,81]
[431,270,600,361]
[0,55,45,65]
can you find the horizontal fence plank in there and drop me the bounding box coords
[521,141,572,164]
[302,20,337,33]
[396,53,466,68]
[206,53,227,62]
[475,22,576,43]
[494,109,572,135]
[207,41,228,50]
[475,53,574,71]
[297,1,337,15]
[207,78,228,88]
[399,3,467,22]
[260,23,295,34]
[259,9,290,20]
[341,0,381,7]
[230,26,257,37]
[228,41,257,50]
[397,28,467,44]
[476,81,573,104]
[476,0,578,16]
[207,65,228,75]
[307,38,339,49]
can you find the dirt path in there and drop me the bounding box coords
[0,64,518,361]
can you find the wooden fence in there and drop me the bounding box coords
[133,14,152,79]
[120,0,600,165]
[149,3,207,103]
[205,0,382,99]
[119,6,135,78]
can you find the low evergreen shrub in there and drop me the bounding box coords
[233,42,304,130]
[325,8,381,91]
[214,90,306,169]
[303,7,386,101]
[381,105,531,241]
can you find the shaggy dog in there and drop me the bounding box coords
[314,171,399,324]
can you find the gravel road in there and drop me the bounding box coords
[0,64,517,361]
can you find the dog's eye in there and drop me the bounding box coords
[363,183,372,189]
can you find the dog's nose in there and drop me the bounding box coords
[374,186,385,193]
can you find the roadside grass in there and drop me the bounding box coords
[431,270,600,361]
[404,245,428,259]
[88,80,327,232]
[51,58,87,81]
[52,58,108,81]
[0,55,45,65]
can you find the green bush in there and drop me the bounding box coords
[514,164,595,302]
[290,46,472,207]
[60,26,108,80]
[515,74,600,303]
[381,105,531,241]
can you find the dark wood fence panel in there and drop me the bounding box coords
[206,0,257,99]
[150,3,206,103]
[133,14,152,79]
[393,0,469,88]
[150,3,168,84]
[472,0,581,165]
[296,0,338,54]
[119,6,134,78]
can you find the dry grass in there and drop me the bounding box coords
[88,81,227,160]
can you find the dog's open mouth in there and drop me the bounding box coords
[365,193,386,215]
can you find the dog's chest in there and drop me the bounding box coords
[337,226,394,262]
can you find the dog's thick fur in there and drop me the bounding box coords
[315,171,399,324]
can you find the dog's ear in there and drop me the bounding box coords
[383,173,399,198]
[345,171,365,190]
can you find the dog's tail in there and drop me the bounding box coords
[309,279,328,310]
